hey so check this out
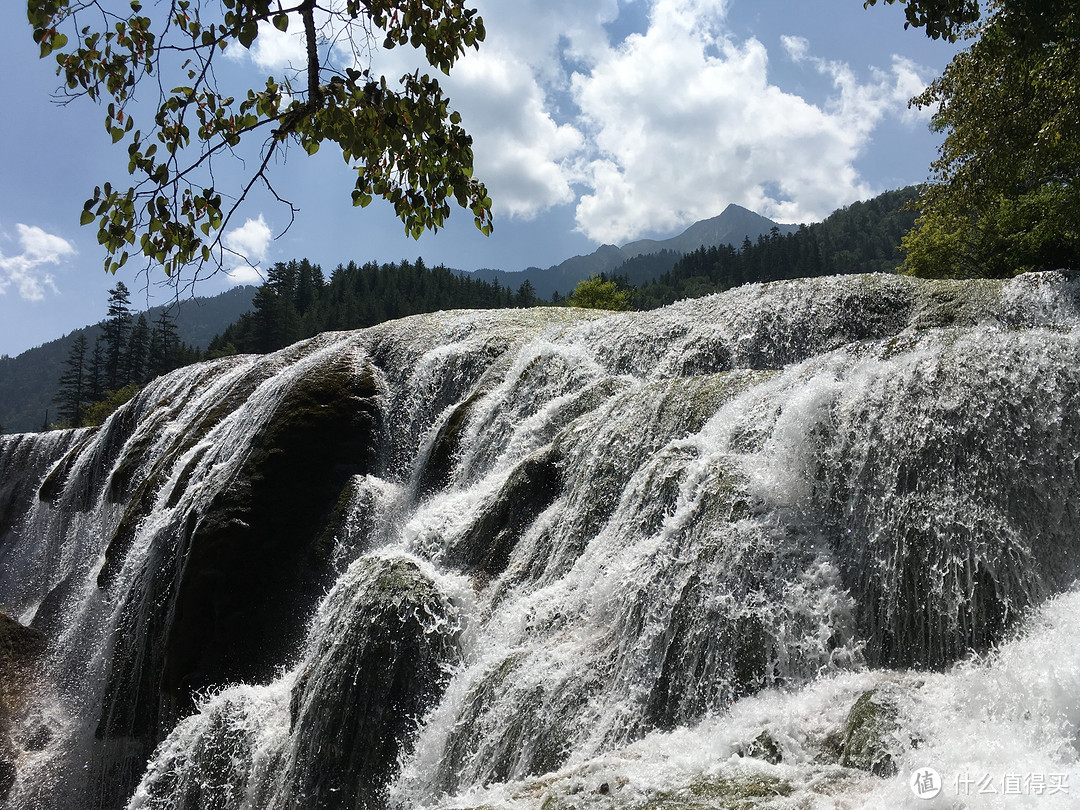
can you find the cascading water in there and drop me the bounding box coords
[2,273,1080,809]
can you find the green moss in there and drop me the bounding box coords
[815,729,846,765]
[636,774,792,810]
[283,556,461,810]
[909,279,1002,330]
[83,384,142,428]
[743,731,783,765]
[839,690,899,777]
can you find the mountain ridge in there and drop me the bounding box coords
[0,203,794,432]
[0,286,257,433]
[465,203,798,298]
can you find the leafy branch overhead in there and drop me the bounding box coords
[862,0,981,41]
[28,0,493,280]
[866,0,1080,278]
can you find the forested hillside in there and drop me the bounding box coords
[633,187,920,308]
[208,259,535,355]
[207,188,920,357]
[0,286,256,433]
[1,188,919,432]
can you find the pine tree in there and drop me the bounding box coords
[102,282,133,391]
[54,334,89,428]
[515,280,537,308]
[88,337,105,402]
[252,261,303,352]
[126,315,151,385]
[149,308,181,379]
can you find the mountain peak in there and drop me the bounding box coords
[464,205,794,300]
[620,205,795,259]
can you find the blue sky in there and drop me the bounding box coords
[0,0,960,357]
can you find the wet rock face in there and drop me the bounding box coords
[93,352,385,810]
[0,611,45,805]
[838,689,900,777]
[0,431,90,544]
[163,358,383,700]
[283,555,462,810]
[446,446,563,580]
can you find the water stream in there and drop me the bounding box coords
[2,273,1079,809]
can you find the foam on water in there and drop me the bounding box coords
[2,273,1080,809]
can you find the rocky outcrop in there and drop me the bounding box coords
[0,611,45,804]
[91,348,385,810]
[282,555,461,809]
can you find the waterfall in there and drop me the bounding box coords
[2,272,1079,809]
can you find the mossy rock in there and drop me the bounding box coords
[416,387,486,498]
[90,352,384,810]
[446,445,563,580]
[0,611,44,807]
[283,556,462,810]
[635,774,792,810]
[741,731,783,765]
[838,689,899,777]
[35,429,98,505]
[907,278,1003,330]
[160,356,383,705]
[313,475,369,568]
[0,610,44,703]
[436,651,528,791]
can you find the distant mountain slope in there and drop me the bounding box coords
[621,204,796,257]
[467,204,797,299]
[634,186,921,309]
[0,286,256,434]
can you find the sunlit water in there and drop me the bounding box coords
[1,273,1079,809]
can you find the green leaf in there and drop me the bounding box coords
[80,210,96,226]
[272,13,288,32]
[238,21,257,48]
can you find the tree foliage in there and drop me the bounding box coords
[208,256,539,354]
[28,0,492,281]
[863,0,981,40]
[566,275,633,311]
[102,281,133,389]
[54,334,89,427]
[53,283,203,428]
[868,0,1080,277]
[634,188,920,308]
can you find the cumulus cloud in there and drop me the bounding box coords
[224,0,933,243]
[0,224,73,301]
[369,0,610,219]
[568,0,931,241]
[248,24,307,71]
[442,50,584,218]
[224,215,273,284]
[781,34,810,63]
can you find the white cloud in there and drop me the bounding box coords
[0,224,73,301]
[889,55,934,123]
[443,50,584,218]
[224,215,273,284]
[223,0,933,244]
[249,24,307,72]
[781,34,810,63]
[567,1,931,241]
[369,0,612,220]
